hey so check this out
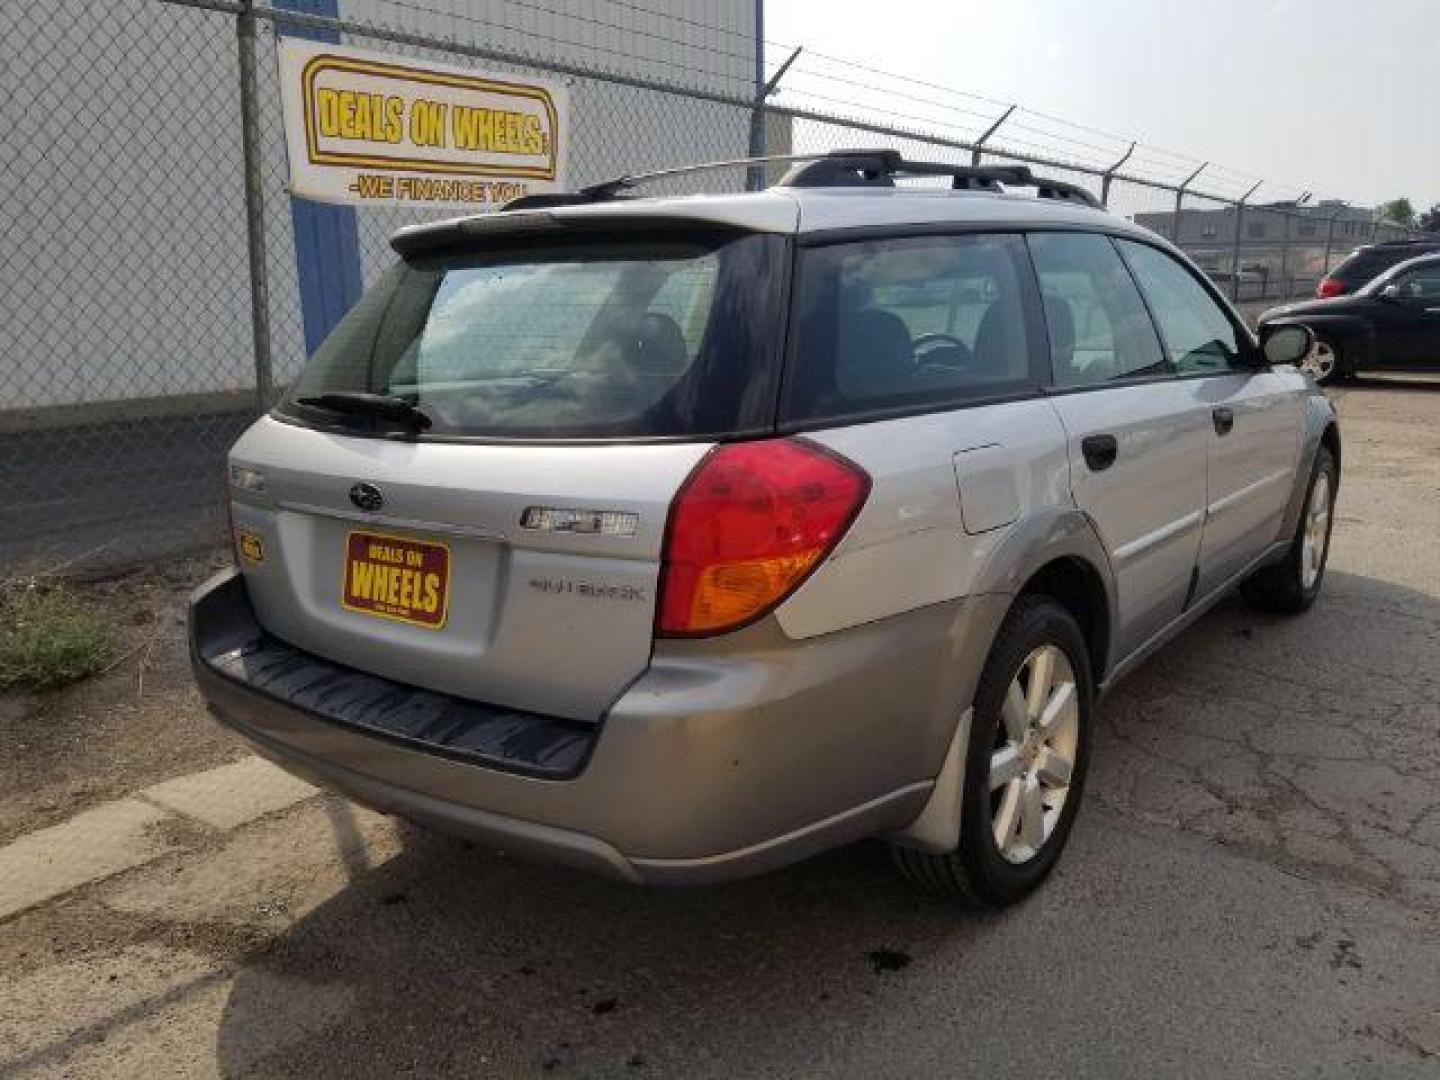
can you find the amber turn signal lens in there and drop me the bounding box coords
[657,439,870,637]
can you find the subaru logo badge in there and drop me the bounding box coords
[349,482,384,512]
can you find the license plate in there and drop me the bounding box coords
[341,530,450,629]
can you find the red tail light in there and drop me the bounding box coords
[1317,277,1345,298]
[657,438,871,637]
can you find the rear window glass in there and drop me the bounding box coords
[1335,254,1388,280]
[277,232,785,439]
[783,233,1038,423]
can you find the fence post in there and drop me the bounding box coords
[970,104,1016,166]
[747,45,800,191]
[1321,205,1344,278]
[1279,192,1311,300]
[237,0,274,410]
[1099,141,1135,208]
[1278,210,1291,299]
[1171,163,1206,254]
[1230,181,1262,303]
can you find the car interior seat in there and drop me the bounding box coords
[836,307,915,399]
[1043,293,1077,378]
[971,298,1026,382]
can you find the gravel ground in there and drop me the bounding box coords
[1,380,1438,1078]
[0,550,243,845]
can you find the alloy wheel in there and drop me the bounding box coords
[988,644,1080,864]
[1300,340,1337,382]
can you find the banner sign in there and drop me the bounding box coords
[277,39,569,210]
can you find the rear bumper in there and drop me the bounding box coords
[190,568,999,884]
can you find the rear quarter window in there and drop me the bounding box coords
[781,233,1040,425]
[1337,250,1413,282]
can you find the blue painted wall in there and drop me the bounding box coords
[276,0,363,356]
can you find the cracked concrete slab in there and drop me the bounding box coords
[139,757,317,831]
[0,799,178,920]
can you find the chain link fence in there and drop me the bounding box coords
[0,0,1417,574]
[1,0,258,574]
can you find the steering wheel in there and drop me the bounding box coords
[912,332,970,366]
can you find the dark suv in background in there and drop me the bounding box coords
[1318,238,1440,298]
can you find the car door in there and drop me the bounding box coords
[1028,231,1209,659]
[1375,264,1440,369]
[1115,238,1305,599]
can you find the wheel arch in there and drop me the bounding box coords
[889,543,1113,858]
[968,507,1119,685]
[1277,393,1341,541]
[1272,315,1372,374]
[1320,420,1342,488]
[1016,557,1111,689]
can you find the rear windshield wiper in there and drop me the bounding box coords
[294,392,432,432]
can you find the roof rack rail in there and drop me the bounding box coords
[501,149,1104,212]
[502,152,833,211]
[776,150,1103,208]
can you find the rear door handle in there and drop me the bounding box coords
[1081,434,1118,472]
[1212,406,1235,436]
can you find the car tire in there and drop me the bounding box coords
[1300,336,1343,386]
[891,595,1093,908]
[1240,445,1337,615]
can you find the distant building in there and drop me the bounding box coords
[1133,200,1412,285]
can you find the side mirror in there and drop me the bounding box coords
[1259,323,1314,368]
[1380,284,1403,301]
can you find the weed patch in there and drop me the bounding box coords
[0,577,118,690]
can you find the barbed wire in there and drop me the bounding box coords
[774,68,1012,130]
[367,0,1313,196]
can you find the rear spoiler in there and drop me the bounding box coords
[391,211,566,256]
[390,211,753,258]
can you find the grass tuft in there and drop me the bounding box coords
[0,576,119,691]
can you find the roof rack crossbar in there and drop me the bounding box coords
[777,152,1103,208]
[499,148,1103,213]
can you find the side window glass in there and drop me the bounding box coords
[783,233,1036,423]
[1026,232,1167,387]
[1116,239,1242,375]
[1391,267,1440,300]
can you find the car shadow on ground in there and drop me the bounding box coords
[210,569,1440,1078]
[213,824,993,1077]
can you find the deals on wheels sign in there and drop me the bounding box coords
[276,39,569,210]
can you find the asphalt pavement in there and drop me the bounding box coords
[1,381,1438,1077]
[0,410,253,571]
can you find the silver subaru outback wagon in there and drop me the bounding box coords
[190,151,1338,907]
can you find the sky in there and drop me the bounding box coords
[765,0,1439,212]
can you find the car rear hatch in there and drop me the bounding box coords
[228,208,792,722]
